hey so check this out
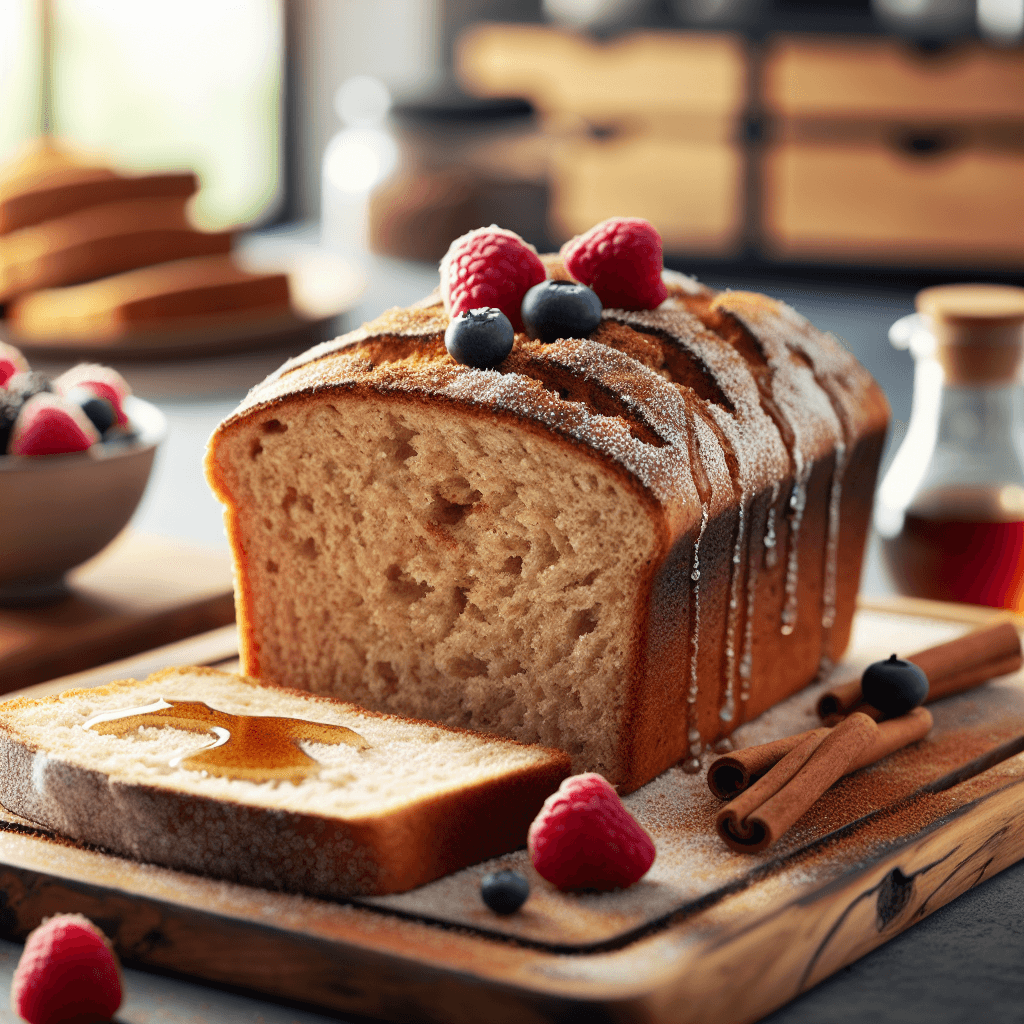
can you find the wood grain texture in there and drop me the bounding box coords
[0,532,235,691]
[0,600,1019,1024]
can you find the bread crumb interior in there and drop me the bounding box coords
[225,395,657,776]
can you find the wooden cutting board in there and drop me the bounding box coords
[0,598,1020,1024]
[0,531,235,692]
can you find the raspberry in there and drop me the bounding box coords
[11,913,123,1024]
[560,217,668,311]
[54,364,131,426]
[0,341,30,387]
[8,394,99,456]
[439,225,545,332]
[527,773,656,890]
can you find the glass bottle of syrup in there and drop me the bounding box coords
[876,284,1024,611]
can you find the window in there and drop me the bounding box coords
[0,0,283,229]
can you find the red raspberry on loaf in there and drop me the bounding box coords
[54,364,130,426]
[528,773,656,890]
[11,913,123,1024]
[8,393,99,456]
[0,341,30,388]
[560,217,668,311]
[439,225,545,332]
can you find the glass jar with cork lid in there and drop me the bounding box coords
[876,283,1024,610]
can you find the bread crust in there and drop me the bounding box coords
[0,668,570,897]
[206,267,889,791]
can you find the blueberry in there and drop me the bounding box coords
[480,869,530,915]
[521,279,602,344]
[445,308,515,369]
[0,390,21,454]
[64,386,116,435]
[861,654,929,718]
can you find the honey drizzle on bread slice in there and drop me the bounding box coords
[0,668,571,897]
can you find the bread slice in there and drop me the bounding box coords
[0,667,570,897]
[0,139,198,235]
[0,198,232,301]
[8,254,292,343]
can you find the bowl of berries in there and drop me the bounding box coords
[0,342,166,605]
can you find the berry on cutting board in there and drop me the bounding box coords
[521,279,603,344]
[0,341,30,387]
[861,654,930,718]
[527,773,656,891]
[560,217,668,311]
[8,393,100,456]
[10,913,123,1024]
[54,364,131,426]
[439,224,546,332]
[445,307,515,369]
[480,869,531,915]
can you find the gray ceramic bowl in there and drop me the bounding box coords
[0,396,167,605]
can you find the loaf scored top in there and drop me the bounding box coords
[206,259,890,792]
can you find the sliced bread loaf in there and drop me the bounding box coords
[0,667,570,897]
[8,254,292,344]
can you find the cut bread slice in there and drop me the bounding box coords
[0,139,197,235]
[0,667,570,897]
[8,254,292,343]
[0,198,232,301]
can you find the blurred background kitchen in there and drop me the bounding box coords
[1,0,1023,601]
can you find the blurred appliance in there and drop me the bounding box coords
[367,85,548,261]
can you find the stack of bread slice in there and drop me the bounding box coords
[0,141,290,347]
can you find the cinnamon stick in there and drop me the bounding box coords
[817,620,1022,722]
[707,727,830,800]
[715,707,933,853]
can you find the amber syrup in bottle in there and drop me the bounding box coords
[876,284,1024,613]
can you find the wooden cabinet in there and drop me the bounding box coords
[764,37,1024,120]
[458,25,748,256]
[551,134,745,252]
[762,36,1024,267]
[456,24,1024,268]
[763,139,1024,265]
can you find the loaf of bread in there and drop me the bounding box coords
[8,254,292,344]
[0,198,233,302]
[206,266,889,793]
[0,667,569,897]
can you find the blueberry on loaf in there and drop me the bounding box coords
[206,220,889,793]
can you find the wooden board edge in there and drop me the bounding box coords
[0,768,1020,1023]
[631,771,1024,1024]
[0,592,236,693]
